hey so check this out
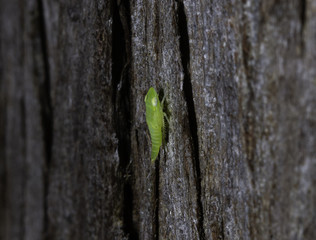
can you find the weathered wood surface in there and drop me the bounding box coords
[1,0,315,240]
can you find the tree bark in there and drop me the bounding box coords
[1,0,315,240]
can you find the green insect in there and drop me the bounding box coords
[144,87,167,162]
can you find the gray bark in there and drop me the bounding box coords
[0,0,315,240]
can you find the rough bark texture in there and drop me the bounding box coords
[1,0,315,240]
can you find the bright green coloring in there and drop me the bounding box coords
[145,87,165,162]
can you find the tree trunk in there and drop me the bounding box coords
[1,0,315,240]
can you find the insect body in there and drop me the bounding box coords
[145,87,164,162]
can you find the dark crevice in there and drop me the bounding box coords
[0,45,6,239]
[300,0,306,54]
[112,0,137,239]
[300,0,306,32]
[154,159,159,240]
[37,0,53,239]
[176,1,205,239]
[221,218,225,240]
[20,97,27,240]
[0,96,6,239]
[20,98,26,142]
[153,1,160,58]
[241,5,256,240]
[241,11,256,177]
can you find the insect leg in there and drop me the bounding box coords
[163,112,170,125]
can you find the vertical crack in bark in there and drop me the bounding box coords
[176,1,205,239]
[300,0,306,31]
[154,160,159,240]
[0,56,5,239]
[112,0,137,238]
[221,218,225,240]
[37,0,53,238]
[0,91,6,239]
[242,51,255,174]
[241,4,257,239]
[154,5,161,235]
[153,0,160,59]
[20,97,27,240]
[300,0,306,54]
[241,13,256,177]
